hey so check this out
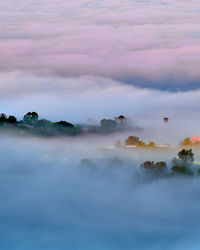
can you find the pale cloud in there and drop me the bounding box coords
[0,73,200,124]
[0,0,200,90]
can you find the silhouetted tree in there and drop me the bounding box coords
[178,149,194,163]
[140,161,155,170]
[35,119,51,128]
[23,112,39,123]
[116,115,126,125]
[0,113,7,123]
[171,165,187,174]
[171,149,194,176]
[55,121,75,128]
[7,115,17,124]
[140,160,167,177]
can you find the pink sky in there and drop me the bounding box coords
[0,0,200,90]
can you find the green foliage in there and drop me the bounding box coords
[100,119,117,133]
[171,165,194,176]
[55,121,75,128]
[172,165,187,174]
[7,116,17,124]
[0,113,7,123]
[178,149,194,162]
[140,160,167,177]
[23,112,39,123]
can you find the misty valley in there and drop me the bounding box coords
[1,118,200,250]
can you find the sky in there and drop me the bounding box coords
[0,0,200,122]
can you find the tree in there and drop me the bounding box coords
[0,113,7,123]
[180,137,192,147]
[32,112,39,121]
[171,165,187,174]
[7,115,17,124]
[140,161,155,170]
[178,149,194,163]
[23,112,39,123]
[125,136,139,145]
[35,119,51,128]
[55,121,75,128]
[171,149,194,175]
[148,141,155,147]
[100,119,117,133]
[140,161,167,177]
[137,141,146,147]
[155,161,167,170]
[116,115,126,126]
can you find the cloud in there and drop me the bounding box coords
[0,0,200,90]
[0,72,200,127]
[0,135,200,249]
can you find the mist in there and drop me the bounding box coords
[1,0,200,249]
[0,133,199,250]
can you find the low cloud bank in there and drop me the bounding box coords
[0,135,200,249]
[0,0,200,90]
[0,73,200,125]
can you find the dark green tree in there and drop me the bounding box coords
[100,119,117,133]
[0,113,7,123]
[23,112,39,123]
[178,149,194,162]
[7,115,17,124]
[140,161,167,177]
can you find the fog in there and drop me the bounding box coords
[0,132,200,250]
[1,0,200,90]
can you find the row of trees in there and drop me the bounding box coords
[100,115,131,133]
[115,136,156,148]
[0,112,77,136]
[180,137,200,147]
[0,113,17,124]
[140,149,197,178]
[79,148,199,179]
[0,112,131,136]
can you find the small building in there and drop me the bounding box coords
[157,144,170,148]
[192,136,200,144]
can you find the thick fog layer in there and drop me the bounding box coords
[1,0,200,90]
[0,134,200,250]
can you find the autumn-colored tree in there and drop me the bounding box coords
[137,141,146,147]
[180,137,192,147]
[148,141,155,147]
[125,136,139,145]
